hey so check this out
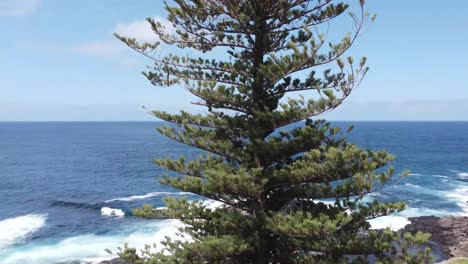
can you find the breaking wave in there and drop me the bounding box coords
[445,187,468,215]
[368,215,410,231]
[105,191,193,203]
[0,219,185,264]
[0,214,47,250]
[433,174,450,179]
[100,207,125,217]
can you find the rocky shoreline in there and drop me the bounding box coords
[402,216,468,259]
[98,216,468,263]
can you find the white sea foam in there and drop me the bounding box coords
[368,215,410,231]
[457,172,468,178]
[105,191,193,203]
[4,185,467,264]
[202,200,225,210]
[0,214,47,250]
[403,183,423,189]
[433,174,450,179]
[446,187,468,215]
[100,207,125,217]
[312,199,336,206]
[0,219,186,264]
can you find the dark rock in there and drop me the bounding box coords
[98,258,132,264]
[403,216,468,258]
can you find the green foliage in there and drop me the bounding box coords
[115,0,431,263]
[443,258,468,264]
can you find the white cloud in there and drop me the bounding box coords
[74,17,173,57]
[0,0,40,17]
[76,41,123,57]
[114,16,174,43]
[17,39,125,57]
[15,16,174,62]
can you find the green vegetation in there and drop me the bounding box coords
[442,258,468,264]
[116,0,430,262]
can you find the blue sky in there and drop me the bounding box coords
[1,0,467,121]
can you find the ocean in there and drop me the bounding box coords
[0,122,467,263]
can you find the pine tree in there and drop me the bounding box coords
[115,0,430,263]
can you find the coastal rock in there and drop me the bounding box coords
[403,216,468,258]
[97,258,132,264]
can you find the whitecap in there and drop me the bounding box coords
[105,191,193,203]
[457,172,468,178]
[403,183,423,189]
[368,215,410,231]
[100,207,125,217]
[0,219,186,264]
[0,214,47,250]
[433,174,450,179]
[445,187,468,215]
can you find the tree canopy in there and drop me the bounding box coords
[116,0,430,263]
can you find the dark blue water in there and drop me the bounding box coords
[0,122,467,263]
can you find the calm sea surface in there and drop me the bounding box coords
[0,122,467,263]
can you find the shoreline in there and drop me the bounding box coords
[402,216,468,259]
[97,215,468,264]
